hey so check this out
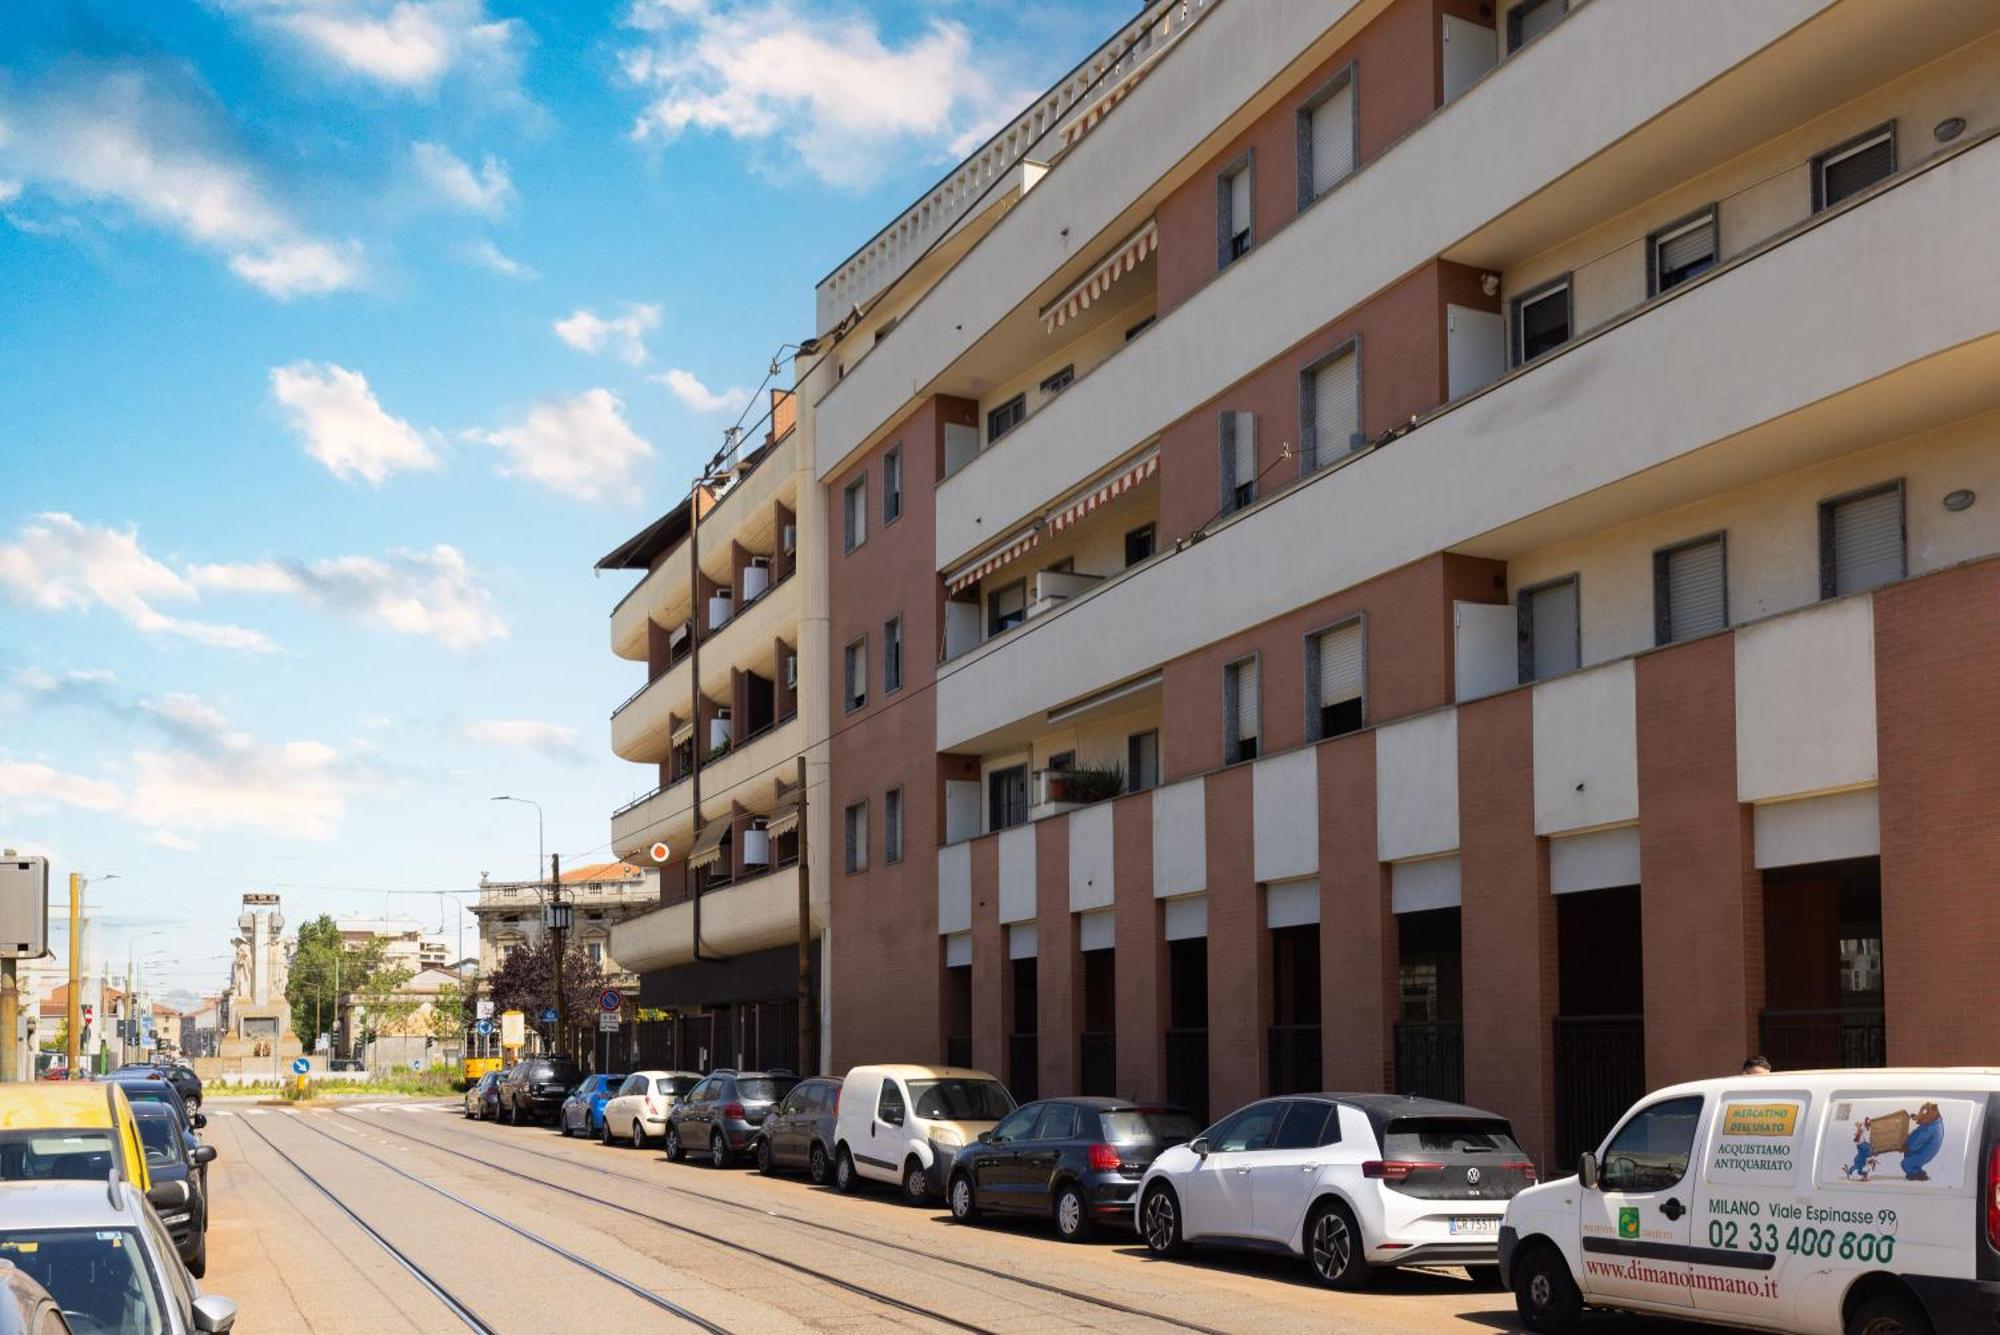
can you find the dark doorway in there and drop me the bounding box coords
[1395,907,1464,1101]
[1009,956,1039,1102]
[1268,923,1321,1094]
[1761,857,1884,1069]
[1552,886,1646,1167]
[1166,935,1209,1122]
[1080,948,1116,1096]
[943,962,972,1068]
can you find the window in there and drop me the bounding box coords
[844,801,868,873]
[842,475,867,552]
[1653,534,1727,645]
[1124,524,1155,567]
[875,1077,904,1126]
[1224,656,1260,764]
[883,615,903,695]
[1307,619,1365,740]
[1813,122,1895,211]
[884,787,904,864]
[1649,208,1718,295]
[1208,1100,1284,1152]
[1272,1101,1338,1150]
[988,764,1029,832]
[1126,730,1160,793]
[883,447,903,524]
[1039,365,1075,397]
[987,393,1026,443]
[587,942,605,966]
[1512,277,1571,365]
[1218,157,1253,266]
[1597,1096,1703,1193]
[1219,411,1257,514]
[843,637,868,712]
[1506,0,1565,52]
[1302,344,1360,471]
[1298,72,1355,206]
[987,579,1027,637]
[1031,1103,1082,1141]
[1518,576,1580,683]
[1820,481,1905,598]
[1048,751,1075,773]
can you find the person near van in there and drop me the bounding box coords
[1742,1055,1772,1075]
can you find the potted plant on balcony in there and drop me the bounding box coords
[706,737,732,762]
[1062,763,1125,805]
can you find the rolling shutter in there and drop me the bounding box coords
[1229,169,1251,239]
[1311,350,1359,466]
[1830,488,1904,595]
[1529,580,1580,680]
[1657,217,1716,277]
[1309,83,1354,198]
[1232,659,1259,742]
[1664,538,1726,642]
[1821,133,1894,208]
[1317,622,1364,708]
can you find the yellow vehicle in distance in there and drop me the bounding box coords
[0,1082,152,1194]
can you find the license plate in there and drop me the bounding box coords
[1448,1216,1499,1236]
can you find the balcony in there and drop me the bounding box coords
[607,864,822,975]
[611,572,801,763]
[611,712,805,863]
[935,132,2000,752]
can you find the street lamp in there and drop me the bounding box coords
[491,794,568,1056]
[63,871,117,1075]
[489,796,544,885]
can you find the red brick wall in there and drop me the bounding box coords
[1112,793,1164,1099]
[1459,688,1558,1168]
[1318,729,1394,1089]
[1874,557,2000,1063]
[1636,634,1762,1089]
[1035,817,1076,1094]
[1203,764,1264,1115]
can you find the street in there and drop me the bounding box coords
[198,1096,1713,1334]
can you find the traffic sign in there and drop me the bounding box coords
[539,1008,558,1024]
[473,1018,493,1036]
[291,1057,311,1076]
[598,988,622,1013]
[475,998,494,1020]
[598,1013,620,1032]
[410,1059,424,1072]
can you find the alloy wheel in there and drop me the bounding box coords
[1311,1210,1353,1282]
[808,1144,829,1185]
[949,1176,973,1220]
[711,1134,729,1169]
[633,1124,646,1150]
[1143,1191,1177,1253]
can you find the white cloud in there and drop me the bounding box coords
[0,179,21,204]
[652,367,750,415]
[463,238,535,279]
[0,64,361,298]
[218,0,527,99]
[0,514,276,652]
[619,2,1031,189]
[411,141,513,214]
[0,758,124,813]
[460,718,581,759]
[270,361,439,485]
[147,830,200,852]
[191,545,506,652]
[129,737,358,841]
[553,304,659,365]
[468,389,653,503]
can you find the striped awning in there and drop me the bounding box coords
[1048,448,1158,534]
[764,792,802,839]
[671,719,693,747]
[1060,67,1150,152]
[687,819,730,871]
[1042,220,1157,335]
[945,527,1041,597]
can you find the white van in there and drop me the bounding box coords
[831,1065,1016,1204]
[1501,1069,2000,1335]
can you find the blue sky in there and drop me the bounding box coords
[0,0,1129,1001]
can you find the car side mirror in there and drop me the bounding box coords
[192,1113,208,1131]
[977,1130,993,1144]
[193,1144,219,1166]
[191,1295,238,1333]
[147,1180,191,1210]
[1190,1137,1210,1159]
[1578,1151,1599,1191]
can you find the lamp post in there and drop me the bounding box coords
[65,872,117,1076]
[124,930,168,1063]
[493,796,565,1054]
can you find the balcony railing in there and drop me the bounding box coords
[1079,1030,1116,1097]
[1164,1027,1208,1123]
[1553,1014,1646,1169]
[1393,1020,1465,1104]
[1267,1023,1322,1096]
[1760,1007,1886,1072]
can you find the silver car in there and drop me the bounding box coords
[0,1178,236,1334]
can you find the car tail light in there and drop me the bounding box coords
[646,1095,659,1115]
[1987,1145,2000,1249]
[1087,1143,1122,1173]
[725,1103,746,1119]
[1362,1160,1444,1181]
[1502,1160,1539,1183]
[831,1089,840,1112]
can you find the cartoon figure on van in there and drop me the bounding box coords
[1843,1100,1945,1181]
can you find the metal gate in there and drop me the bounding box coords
[1393,1021,1465,1103]
[1553,1014,1645,1168]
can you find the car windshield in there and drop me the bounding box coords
[134,1118,184,1168]
[662,1076,701,1096]
[1383,1118,1525,1158]
[1101,1110,1202,1145]
[908,1080,1014,1121]
[0,1227,167,1335]
[0,1130,118,1182]
[736,1078,795,1103]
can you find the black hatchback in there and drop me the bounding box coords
[947,1098,1200,1241]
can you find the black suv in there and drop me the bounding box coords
[497,1056,583,1125]
[665,1071,799,1168]
[948,1098,1200,1241]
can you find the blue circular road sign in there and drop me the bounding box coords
[474,1018,493,1036]
[291,1057,311,1075]
[599,989,622,1013]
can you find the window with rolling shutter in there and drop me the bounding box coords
[1224,656,1260,764]
[1814,124,1895,211]
[1127,730,1159,793]
[1301,78,1354,203]
[844,801,867,873]
[1219,411,1258,513]
[1308,620,1365,740]
[1821,484,1904,597]
[1218,160,1253,266]
[1513,279,1571,365]
[1654,536,1727,645]
[1305,348,1360,470]
[1519,577,1580,683]
[884,788,903,864]
[1650,210,1717,294]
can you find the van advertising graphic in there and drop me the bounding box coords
[1820,1097,1972,1188]
[1707,1098,1806,1184]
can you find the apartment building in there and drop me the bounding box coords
[601,392,831,1073]
[472,861,658,984]
[802,0,2000,1168]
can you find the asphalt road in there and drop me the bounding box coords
[197,1097,1717,1334]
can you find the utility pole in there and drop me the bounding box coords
[548,852,567,1058]
[67,874,82,1077]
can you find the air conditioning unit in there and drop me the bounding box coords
[742,822,771,866]
[709,711,733,753]
[708,590,733,631]
[742,557,771,602]
[783,654,798,689]
[780,524,797,556]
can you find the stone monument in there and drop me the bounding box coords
[214,892,302,1076]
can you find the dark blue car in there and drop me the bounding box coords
[559,1073,628,1138]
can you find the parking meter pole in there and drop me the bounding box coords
[0,957,15,1082]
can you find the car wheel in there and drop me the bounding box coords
[902,1157,930,1205]
[710,1133,732,1170]
[1307,1200,1371,1289]
[637,1122,653,1153]
[808,1142,831,1186]
[834,1147,859,1194]
[559,1114,572,1138]
[1466,1264,1503,1290]
[756,1138,776,1177]
[948,1173,979,1223]
[1512,1241,1584,1334]
[1053,1183,1094,1243]
[663,1125,681,1161]
[187,1237,207,1280]
[1140,1184,1188,1259]
[1847,1293,1934,1335]
[601,1118,614,1146]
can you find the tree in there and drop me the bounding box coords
[487,937,607,1054]
[354,965,418,1043]
[285,914,391,1050]
[426,981,471,1043]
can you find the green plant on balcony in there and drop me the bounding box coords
[1054,763,1125,805]
[706,737,733,762]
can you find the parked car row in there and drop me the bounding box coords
[0,1076,236,1332]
